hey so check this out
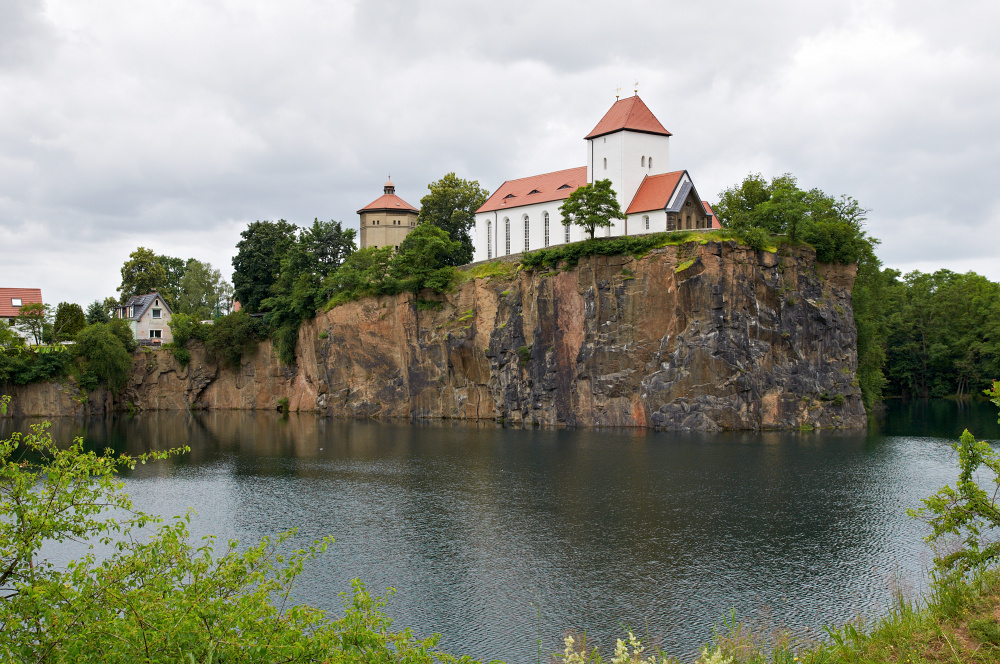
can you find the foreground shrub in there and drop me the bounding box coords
[0,395,482,663]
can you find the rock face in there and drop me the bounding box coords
[2,241,867,430]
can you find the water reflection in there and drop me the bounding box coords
[2,399,997,663]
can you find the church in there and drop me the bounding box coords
[472,95,719,262]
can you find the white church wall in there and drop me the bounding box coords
[473,202,592,262]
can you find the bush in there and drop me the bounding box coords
[521,233,691,269]
[0,348,72,385]
[204,311,266,369]
[737,227,771,252]
[167,313,203,347]
[74,324,134,392]
[106,317,137,352]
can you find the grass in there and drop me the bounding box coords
[556,569,1000,664]
[457,259,519,284]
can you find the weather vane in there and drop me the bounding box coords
[634,80,639,95]
[616,85,621,101]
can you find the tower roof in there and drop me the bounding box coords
[357,193,419,214]
[585,95,672,140]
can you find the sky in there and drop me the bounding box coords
[2,0,999,307]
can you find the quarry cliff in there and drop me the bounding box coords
[3,240,866,430]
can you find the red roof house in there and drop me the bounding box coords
[0,288,43,325]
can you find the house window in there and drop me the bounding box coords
[504,218,510,255]
[543,212,550,247]
[155,299,159,306]
[149,330,162,338]
[603,157,607,170]
[523,215,530,251]
[644,215,650,230]
[11,298,21,307]
[487,220,492,259]
[641,156,646,167]
[152,308,161,319]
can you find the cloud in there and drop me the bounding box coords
[1,0,999,307]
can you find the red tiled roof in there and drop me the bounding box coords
[625,171,685,214]
[357,193,419,214]
[476,166,588,214]
[585,96,672,140]
[702,201,721,228]
[0,288,43,318]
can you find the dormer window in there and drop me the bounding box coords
[504,193,516,199]
[527,189,541,195]
[557,184,571,190]
[11,298,21,307]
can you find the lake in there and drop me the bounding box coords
[4,399,999,663]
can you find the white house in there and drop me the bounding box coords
[113,292,173,345]
[472,95,719,262]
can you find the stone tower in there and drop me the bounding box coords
[357,179,420,250]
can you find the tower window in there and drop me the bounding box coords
[543,212,550,247]
[648,157,653,169]
[641,156,646,167]
[523,215,530,251]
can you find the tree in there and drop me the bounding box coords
[558,178,624,239]
[74,323,134,392]
[390,222,460,293]
[118,247,168,303]
[0,321,25,351]
[85,299,112,325]
[14,302,48,346]
[177,260,225,320]
[300,218,356,273]
[232,220,297,313]
[52,302,86,342]
[157,254,190,306]
[417,173,489,266]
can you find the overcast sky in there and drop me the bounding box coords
[2,0,999,307]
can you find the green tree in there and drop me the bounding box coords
[118,247,168,304]
[300,218,356,273]
[558,179,624,239]
[0,321,25,351]
[322,246,396,306]
[177,260,225,320]
[390,222,460,293]
[85,299,112,325]
[157,254,190,305]
[232,220,298,313]
[204,310,267,368]
[14,302,48,346]
[74,324,134,392]
[52,302,86,342]
[417,173,489,266]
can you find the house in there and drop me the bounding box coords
[114,292,173,345]
[0,288,43,327]
[472,95,720,261]
[357,179,420,250]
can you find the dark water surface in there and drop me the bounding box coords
[5,400,999,663]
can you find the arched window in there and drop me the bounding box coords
[487,220,492,259]
[641,156,646,167]
[565,221,571,243]
[644,215,649,230]
[504,218,510,255]
[543,212,550,247]
[648,157,653,169]
[603,157,607,170]
[523,215,530,251]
